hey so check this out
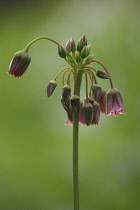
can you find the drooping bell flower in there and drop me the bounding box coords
[62,84,71,103]
[92,101,100,125]
[91,84,102,102]
[106,87,125,116]
[71,95,80,114]
[81,101,94,126]
[8,49,31,77]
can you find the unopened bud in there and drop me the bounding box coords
[86,44,91,57]
[47,80,57,97]
[71,95,80,113]
[82,34,87,46]
[62,84,71,103]
[86,54,94,62]
[91,84,102,102]
[58,45,66,58]
[70,37,76,52]
[65,39,71,53]
[81,101,94,126]
[75,51,81,63]
[8,49,31,77]
[81,46,87,58]
[96,70,110,79]
[77,37,85,52]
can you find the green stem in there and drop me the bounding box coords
[84,71,89,100]
[54,67,70,80]
[83,60,113,88]
[73,70,83,210]
[73,111,79,210]
[24,36,60,51]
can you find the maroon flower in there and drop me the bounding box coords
[8,49,31,77]
[106,87,125,116]
[92,101,100,125]
[81,101,94,126]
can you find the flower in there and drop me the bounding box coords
[106,87,125,115]
[99,90,107,114]
[62,84,71,103]
[92,101,100,125]
[81,101,94,126]
[8,49,31,77]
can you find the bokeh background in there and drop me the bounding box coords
[0,0,140,209]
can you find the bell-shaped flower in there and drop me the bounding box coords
[8,49,31,77]
[81,101,94,126]
[92,101,100,125]
[106,87,125,116]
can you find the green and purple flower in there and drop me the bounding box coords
[106,87,125,116]
[8,49,31,77]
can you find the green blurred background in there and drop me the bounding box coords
[0,0,140,209]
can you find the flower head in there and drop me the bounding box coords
[106,87,125,116]
[8,49,31,77]
[8,34,125,126]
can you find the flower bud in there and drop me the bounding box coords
[65,39,71,53]
[77,37,85,52]
[106,87,125,116]
[99,89,107,114]
[75,51,81,63]
[47,80,57,97]
[86,44,91,57]
[82,34,87,46]
[81,46,87,58]
[91,84,102,102]
[81,101,94,126]
[85,54,94,62]
[8,49,31,77]
[70,37,76,52]
[92,101,100,125]
[58,45,66,58]
[62,84,71,103]
[96,70,110,79]
[71,95,80,114]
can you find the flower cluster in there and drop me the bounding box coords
[8,35,125,126]
[47,35,125,125]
